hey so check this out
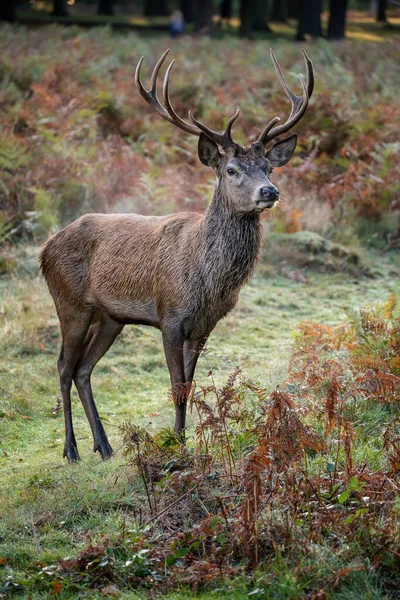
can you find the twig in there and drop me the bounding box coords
[142,483,199,529]
[31,518,41,553]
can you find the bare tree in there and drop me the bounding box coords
[253,0,271,32]
[194,0,213,32]
[52,0,68,17]
[0,0,16,21]
[239,0,253,36]
[296,0,322,40]
[144,0,168,17]
[97,0,114,16]
[271,0,288,22]
[328,0,348,39]
[181,0,195,22]
[376,0,387,21]
[220,0,233,20]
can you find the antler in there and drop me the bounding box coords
[257,49,314,146]
[135,49,239,149]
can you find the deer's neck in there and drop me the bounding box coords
[197,190,263,299]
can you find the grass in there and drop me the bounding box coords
[0,19,399,599]
[0,249,399,598]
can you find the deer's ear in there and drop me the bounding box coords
[198,133,222,168]
[266,134,297,167]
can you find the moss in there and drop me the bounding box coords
[265,231,370,275]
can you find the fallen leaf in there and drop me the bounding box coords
[51,581,63,594]
[101,585,120,597]
[283,269,309,284]
[0,556,7,565]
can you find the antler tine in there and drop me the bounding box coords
[162,59,200,136]
[257,116,280,145]
[257,49,314,146]
[135,50,199,136]
[136,51,241,148]
[189,107,240,149]
[149,49,170,94]
[302,49,315,100]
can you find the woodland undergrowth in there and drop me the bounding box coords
[0,27,400,268]
[21,295,399,597]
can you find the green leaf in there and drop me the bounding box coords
[165,554,177,567]
[326,462,335,473]
[338,489,351,504]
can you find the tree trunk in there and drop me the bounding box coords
[0,0,16,21]
[220,0,233,20]
[271,0,288,22]
[376,0,387,21]
[252,0,270,32]
[194,0,213,32]
[328,0,348,39]
[52,0,68,17]
[181,0,195,22]
[144,0,168,17]
[288,0,299,18]
[239,0,254,37]
[296,0,322,40]
[97,0,114,15]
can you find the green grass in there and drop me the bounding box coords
[0,20,400,597]
[0,249,399,598]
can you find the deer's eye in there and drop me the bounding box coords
[227,168,237,176]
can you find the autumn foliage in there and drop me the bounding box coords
[30,295,398,595]
[0,28,399,253]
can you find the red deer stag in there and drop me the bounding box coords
[40,49,314,462]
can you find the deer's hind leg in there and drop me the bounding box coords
[57,306,94,462]
[73,313,123,459]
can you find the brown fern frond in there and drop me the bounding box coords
[343,420,354,476]
[356,370,400,402]
[325,378,341,436]
[351,353,388,373]
[383,418,400,472]
[383,294,397,320]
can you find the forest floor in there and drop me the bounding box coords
[1,20,400,599]
[0,248,399,599]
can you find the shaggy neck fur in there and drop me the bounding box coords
[192,184,263,306]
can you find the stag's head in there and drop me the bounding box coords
[136,49,314,215]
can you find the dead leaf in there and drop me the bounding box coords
[0,556,7,565]
[51,581,63,594]
[101,585,120,597]
[283,269,309,284]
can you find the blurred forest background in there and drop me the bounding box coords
[1,1,400,265]
[1,0,400,39]
[0,2,400,598]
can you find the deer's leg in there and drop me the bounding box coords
[58,308,93,462]
[74,314,123,459]
[183,337,206,386]
[162,326,188,437]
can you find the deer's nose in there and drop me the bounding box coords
[260,186,279,200]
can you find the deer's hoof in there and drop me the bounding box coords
[94,438,113,460]
[63,443,80,463]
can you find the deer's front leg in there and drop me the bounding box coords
[162,326,188,437]
[184,337,206,385]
